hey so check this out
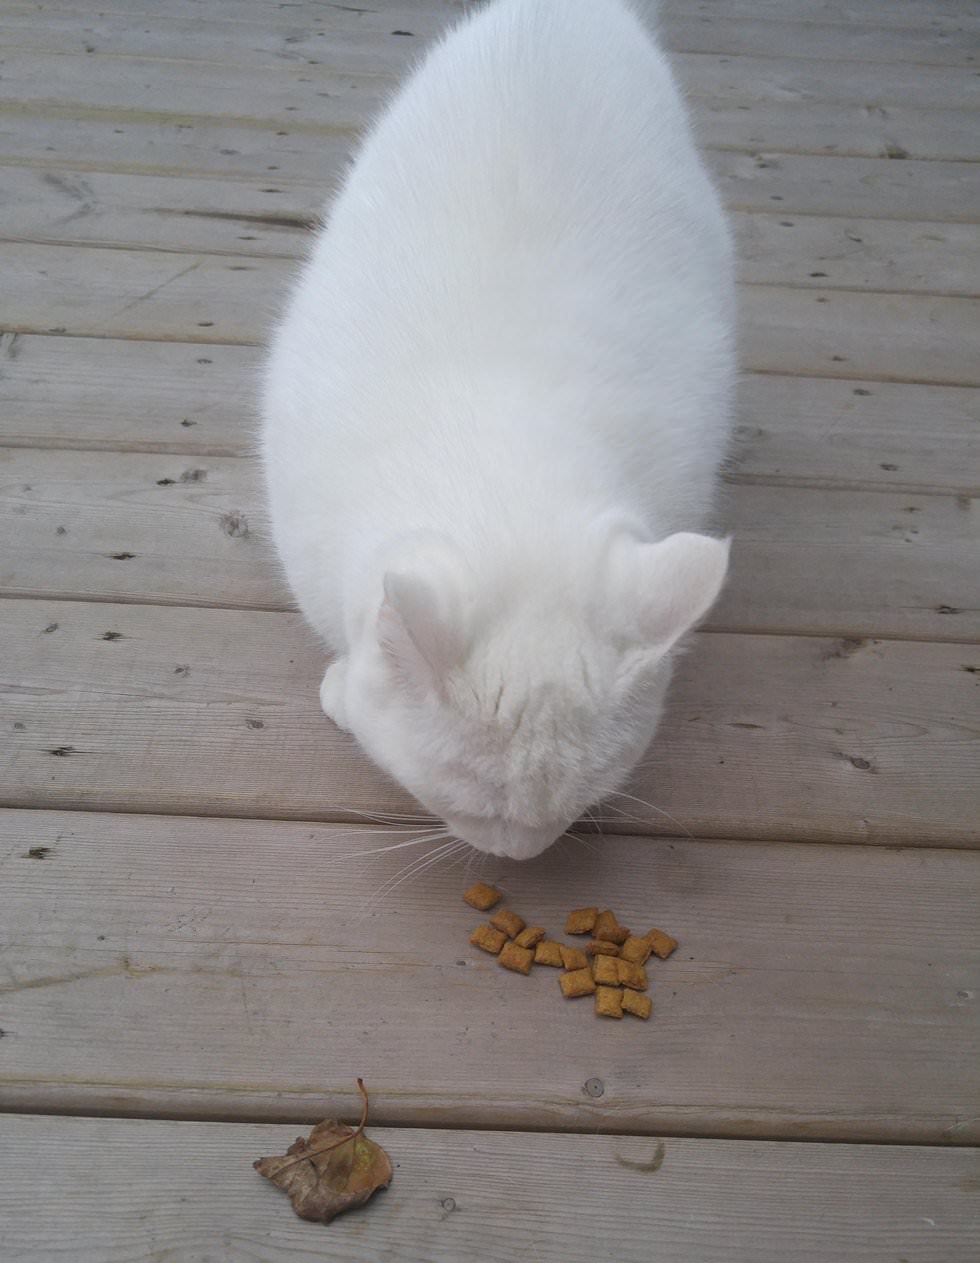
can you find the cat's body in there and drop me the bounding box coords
[261,0,735,860]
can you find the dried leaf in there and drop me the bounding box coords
[254,1079,392,1224]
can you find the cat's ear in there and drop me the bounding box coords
[378,569,467,692]
[613,532,730,652]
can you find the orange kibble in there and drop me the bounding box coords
[463,882,502,911]
[594,911,630,944]
[489,907,526,939]
[588,940,620,957]
[565,907,598,935]
[559,967,596,999]
[559,944,589,971]
[621,935,652,965]
[616,958,648,991]
[621,990,653,1020]
[593,954,619,986]
[645,928,679,959]
[469,924,507,955]
[514,926,546,949]
[498,941,533,975]
[534,940,564,968]
[595,986,624,1019]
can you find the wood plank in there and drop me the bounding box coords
[4,169,979,298]
[0,49,977,141]
[3,337,976,494]
[0,335,257,456]
[1,43,969,117]
[2,6,974,68]
[732,374,980,495]
[3,450,977,642]
[665,14,979,66]
[5,111,980,213]
[668,0,979,29]
[711,152,980,225]
[0,166,319,257]
[9,0,977,35]
[2,601,976,844]
[6,245,979,383]
[1,811,978,1139]
[1,1118,979,1263]
[739,288,980,386]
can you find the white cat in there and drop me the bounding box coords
[261,0,735,860]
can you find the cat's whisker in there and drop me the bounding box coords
[363,836,458,909]
[597,788,693,840]
[372,839,467,904]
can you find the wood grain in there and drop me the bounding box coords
[6,245,979,384]
[2,601,977,843]
[2,5,975,69]
[2,811,979,1141]
[4,168,978,298]
[1,49,977,158]
[3,449,977,641]
[1,1115,978,1262]
[3,337,978,494]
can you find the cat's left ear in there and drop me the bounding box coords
[613,532,731,652]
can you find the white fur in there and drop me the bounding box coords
[261,0,735,860]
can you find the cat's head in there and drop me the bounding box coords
[342,526,729,859]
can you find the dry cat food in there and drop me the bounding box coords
[463,884,677,1024]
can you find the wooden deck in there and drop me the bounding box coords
[1,0,978,1257]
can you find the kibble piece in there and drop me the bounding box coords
[616,959,648,991]
[621,990,653,1020]
[560,944,589,971]
[595,986,624,1019]
[498,941,533,975]
[469,924,507,955]
[565,906,598,935]
[489,907,526,939]
[645,928,679,960]
[588,939,620,957]
[463,882,502,912]
[594,910,630,944]
[621,935,653,965]
[534,939,564,967]
[559,967,597,999]
[514,926,546,949]
[593,954,619,986]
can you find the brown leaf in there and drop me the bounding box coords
[254,1079,392,1223]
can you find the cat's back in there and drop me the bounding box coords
[262,0,734,637]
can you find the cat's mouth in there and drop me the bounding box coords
[445,815,565,861]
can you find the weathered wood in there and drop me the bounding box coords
[4,337,975,494]
[2,602,977,843]
[2,5,975,68]
[0,335,257,456]
[670,0,979,28]
[6,245,979,383]
[2,811,979,1140]
[2,449,977,641]
[711,152,980,225]
[732,374,980,495]
[739,288,980,385]
[2,1116,979,1263]
[6,109,980,215]
[1,50,977,153]
[4,169,978,298]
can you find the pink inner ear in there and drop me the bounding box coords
[631,533,731,650]
[378,570,463,691]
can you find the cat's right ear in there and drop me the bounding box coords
[378,569,467,694]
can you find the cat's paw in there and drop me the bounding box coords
[319,659,350,731]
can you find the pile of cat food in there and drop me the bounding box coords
[464,882,677,1021]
